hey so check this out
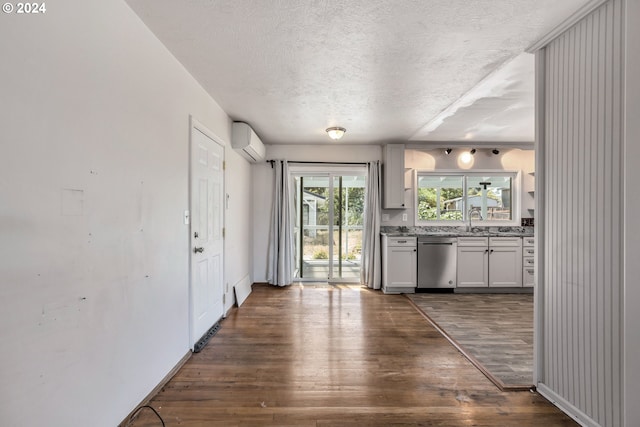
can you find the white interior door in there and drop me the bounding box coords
[190,120,224,348]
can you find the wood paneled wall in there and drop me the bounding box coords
[537,1,624,426]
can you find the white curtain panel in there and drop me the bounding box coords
[267,160,294,286]
[360,161,382,289]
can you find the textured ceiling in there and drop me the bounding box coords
[411,52,535,143]
[126,0,590,145]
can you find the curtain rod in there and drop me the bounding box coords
[266,160,370,168]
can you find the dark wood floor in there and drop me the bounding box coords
[127,284,576,426]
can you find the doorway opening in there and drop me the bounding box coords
[291,168,366,282]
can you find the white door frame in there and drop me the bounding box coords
[533,49,545,386]
[188,116,225,349]
[290,165,366,283]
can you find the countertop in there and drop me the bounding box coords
[382,231,534,237]
[380,227,534,238]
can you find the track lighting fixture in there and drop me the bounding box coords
[459,151,473,164]
[470,148,476,155]
[492,149,500,155]
[445,148,452,155]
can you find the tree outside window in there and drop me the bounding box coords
[416,172,516,224]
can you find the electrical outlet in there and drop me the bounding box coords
[402,213,408,221]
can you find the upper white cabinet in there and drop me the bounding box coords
[382,144,406,209]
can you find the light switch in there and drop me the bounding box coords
[184,210,190,225]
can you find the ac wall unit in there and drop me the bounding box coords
[231,122,266,163]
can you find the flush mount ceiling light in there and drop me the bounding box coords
[444,148,452,155]
[326,127,346,140]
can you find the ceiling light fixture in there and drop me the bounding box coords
[492,149,500,155]
[459,151,473,165]
[326,127,346,140]
[470,148,476,155]
[445,148,452,155]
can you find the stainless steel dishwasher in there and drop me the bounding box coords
[417,237,457,288]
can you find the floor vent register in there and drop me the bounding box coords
[193,322,221,353]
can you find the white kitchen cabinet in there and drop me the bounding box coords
[522,238,535,287]
[523,266,535,287]
[382,144,406,209]
[381,235,416,294]
[488,237,523,287]
[457,236,523,288]
[456,237,489,287]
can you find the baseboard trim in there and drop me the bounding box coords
[537,383,598,427]
[454,287,533,294]
[119,351,192,427]
[405,296,532,392]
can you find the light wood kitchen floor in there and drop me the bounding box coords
[126,284,575,426]
[407,293,534,389]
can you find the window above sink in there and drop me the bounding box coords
[414,170,521,227]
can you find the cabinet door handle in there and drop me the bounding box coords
[490,249,494,253]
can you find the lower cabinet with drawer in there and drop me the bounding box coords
[381,235,417,294]
[523,237,535,287]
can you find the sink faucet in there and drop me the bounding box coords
[467,208,483,232]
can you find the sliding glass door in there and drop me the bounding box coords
[292,169,365,282]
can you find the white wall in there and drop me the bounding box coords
[252,144,382,282]
[624,0,640,425]
[224,148,252,309]
[0,1,251,426]
[382,148,535,226]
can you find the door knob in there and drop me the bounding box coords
[193,247,204,253]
